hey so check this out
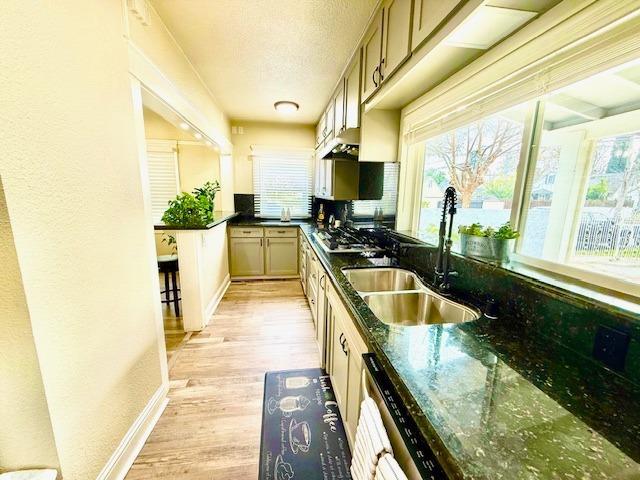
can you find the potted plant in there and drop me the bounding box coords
[459,222,519,263]
[161,181,221,228]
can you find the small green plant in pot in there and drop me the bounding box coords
[161,181,221,228]
[459,222,519,263]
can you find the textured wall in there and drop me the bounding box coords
[0,181,60,472]
[231,121,315,193]
[0,1,164,478]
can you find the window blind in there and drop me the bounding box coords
[352,163,399,217]
[403,2,640,144]
[252,150,313,218]
[146,140,179,224]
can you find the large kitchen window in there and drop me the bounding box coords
[252,149,313,218]
[418,104,527,246]
[410,59,640,292]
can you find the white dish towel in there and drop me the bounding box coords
[350,397,393,480]
[375,453,409,480]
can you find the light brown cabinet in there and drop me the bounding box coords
[332,81,346,137]
[265,237,298,276]
[344,53,361,130]
[361,9,384,102]
[412,0,462,51]
[229,227,298,278]
[229,237,264,276]
[382,0,413,79]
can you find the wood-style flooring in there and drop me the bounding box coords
[126,279,320,479]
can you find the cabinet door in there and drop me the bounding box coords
[330,311,350,411]
[344,54,361,130]
[346,347,364,445]
[412,0,461,51]
[324,159,334,198]
[361,9,384,102]
[315,122,323,147]
[382,0,412,80]
[332,81,346,137]
[324,102,335,144]
[230,237,264,276]
[316,272,328,366]
[265,237,298,276]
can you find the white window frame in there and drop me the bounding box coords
[398,2,640,298]
[251,145,314,219]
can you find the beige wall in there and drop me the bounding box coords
[0,180,60,472]
[0,2,164,478]
[232,121,316,193]
[128,4,231,142]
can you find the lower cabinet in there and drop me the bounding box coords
[265,237,298,276]
[229,226,298,278]
[326,282,369,446]
[229,237,264,276]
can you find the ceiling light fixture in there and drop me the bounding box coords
[179,122,190,130]
[274,101,299,114]
[194,132,202,140]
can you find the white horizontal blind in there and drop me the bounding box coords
[146,140,179,224]
[404,4,640,144]
[252,151,313,218]
[352,163,399,217]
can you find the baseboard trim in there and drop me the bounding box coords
[97,383,169,480]
[203,274,230,327]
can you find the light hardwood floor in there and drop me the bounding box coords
[127,279,320,479]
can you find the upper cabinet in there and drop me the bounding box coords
[381,0,413,79]
[412,0,463,52]
[332,81,346,137]
[361,9,384,102]
[344,53,361,130]
[361,0,412,103]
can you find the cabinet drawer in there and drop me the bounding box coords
[265,227,298,238]
[229,227,263,238]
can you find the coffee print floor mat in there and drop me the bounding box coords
[259,368,352,480]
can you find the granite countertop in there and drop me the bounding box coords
[289,223,640,479]
[154,211,238,230]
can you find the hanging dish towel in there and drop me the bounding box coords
[374,453,409,480]
[350,397,393,480]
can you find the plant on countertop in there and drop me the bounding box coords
[193,180,221,211]
[459,222,520,239]
[161,180,221,228]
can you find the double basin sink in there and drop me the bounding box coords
[342,268,479,327]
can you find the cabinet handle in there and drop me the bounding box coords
[267,238,270,247]
[320,275,326,289]
[341,336,348,355]
[260,238,263,247]
[379,58,385,82]
[242,230,252,234]
[372,66,379,87]
[277,230,286,233]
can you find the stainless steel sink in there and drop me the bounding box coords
[362,291,480,326]
[342,267,479,326]
[342,268,423,293]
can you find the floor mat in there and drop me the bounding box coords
[259,368,352,480]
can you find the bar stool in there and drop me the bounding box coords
[158,254,181,316]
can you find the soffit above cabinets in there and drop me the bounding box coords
[148,0,379,124]
[368,0,562,110]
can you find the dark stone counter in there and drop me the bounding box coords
[231,218,640,478]
[154,211,238,230]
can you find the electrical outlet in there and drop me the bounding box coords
[593,325,630,372]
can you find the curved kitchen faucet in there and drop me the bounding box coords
[434,186,458,293]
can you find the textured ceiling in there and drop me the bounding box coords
[150,0,379,124]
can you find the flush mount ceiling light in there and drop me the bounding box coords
[274,101,299,114]
[179,122,190,130]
